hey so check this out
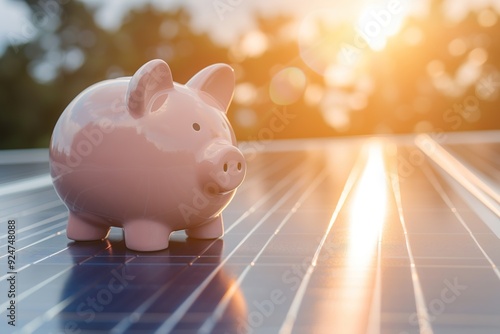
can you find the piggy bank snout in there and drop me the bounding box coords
[206,146,246,194]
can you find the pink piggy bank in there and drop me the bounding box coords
[49,59,246,251]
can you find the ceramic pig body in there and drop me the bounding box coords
[50,59,246,251]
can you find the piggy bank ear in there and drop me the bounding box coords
[126,59,173,118]
[186,64,235,113]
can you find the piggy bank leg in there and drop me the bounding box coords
[123,220,171,251]
[67,212,110,241]
[186,215,224,239]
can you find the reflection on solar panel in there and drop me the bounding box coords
[0,131,499,334]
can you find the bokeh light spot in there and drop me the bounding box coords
[160,20,179,39]
[234,83,258,106]
[348,92,368,110]
[63,47,85,72]
[427,60,445,77]
[403,26,424,46]
[304,84,324,106]
[235,108,258,128]
[240,30,268,58]
[298,9,347,75]
[478,9,498,28]
[469,47,488,66]
[448,38,467,56]
[324,64,356,87]
[269,67,307,105]
[322,107,351,132]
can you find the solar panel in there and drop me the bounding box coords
[0,131,499,334]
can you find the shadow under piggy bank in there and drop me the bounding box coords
[59,235,247,333]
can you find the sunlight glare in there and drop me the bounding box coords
[322,142,388,333]
[355,0,408,51]
[239,30,268,58]
[347,142,388,268]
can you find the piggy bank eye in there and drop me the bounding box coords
[192,123,201,131]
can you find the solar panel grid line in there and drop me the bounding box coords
[405,151,500,333]
[448,146,500,183]
[442,146,500,199]
[432,164,500,244]
[0,173,53,197]
[32,247,70,265]
[0,211,67,240]
[389,148,434,334]
[0,228,66,262]
[0,149,49,165]
[420,163,500,281]
[197,166,330,334]
[233,153,300,193]
[416,135,500,217]
[241,152,297,178]
[152,163,317,334]
[278,142,368,334]
[284,142,390,333]
[23,256,142,333]
[470,145,500,165]
[0,168,47,185]
[1,193,57,223]
[4,256,72,309]
[367,246,382,334]
[0,199,63,224]
[0,187,57,212]
[18,255,139,334]
[108,260,206,333]
[0,229,67,283]
[0,163,48,187]
[224,160,314,235]
[0,221,67,250]
[0,186,50,206]
[366,163,384,334]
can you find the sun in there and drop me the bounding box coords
[355,0,409,51]
[297,0,410,75]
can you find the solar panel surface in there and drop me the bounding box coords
[0,131,499,334]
